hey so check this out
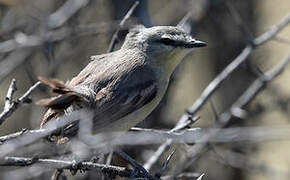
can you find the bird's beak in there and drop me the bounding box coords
[190,40,207,48]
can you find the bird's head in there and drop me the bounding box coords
[122,25,206,74]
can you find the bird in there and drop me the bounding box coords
[37,25,206,138]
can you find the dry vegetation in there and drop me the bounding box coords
[0,0,289,179]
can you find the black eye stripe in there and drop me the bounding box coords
[159,38,175,45]
[157,38,182,47]
[157,38,190,48]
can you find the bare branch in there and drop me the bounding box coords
[254,14,290,45]
[143,116,200,170]
[47,0,90,29]
[155,150,175,178]
[226,2,254,43]
[117,150,158,180]
[180,13,290,123]
[107,1,140,53]
[0,128,28,144]
[174,55,290,175]
[0,81,41,126]
[162,172,201,180]
[51,169,66,180]
[197,173,205,180]
[0,156,133,178]
[3,79,17,112]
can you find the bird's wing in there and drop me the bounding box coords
[38,53,158,132]
[37,77,86,127]
[91,78,158,130]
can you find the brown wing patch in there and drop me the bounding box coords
[38,76,86,127]
[38,76,75,95]
[40,108,62,127]
[38,76,66,89]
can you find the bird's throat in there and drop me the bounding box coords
[161,48,193,77]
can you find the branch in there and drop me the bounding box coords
[107,1,139,53]
[0,109,86,157]
[3,79,17,113]
[0,156,133,178]
[0,80,41,126]
[162,172,202,179]
[254,14,290,46]
[174,55,290,175]
[0,21,136,54]
[46,0,90,29]
[225,2,254,43]
[117,150,158,180]
[170,16,290,175]
[143,116,200,170]
[178,13,290,125]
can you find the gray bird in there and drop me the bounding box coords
[38,25,206,136]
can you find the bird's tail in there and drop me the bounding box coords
[38,76,73,95]
[36,76,80,109]
[36,77,82,127]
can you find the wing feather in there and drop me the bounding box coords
[91,80,157,129]
[39,51,158,134]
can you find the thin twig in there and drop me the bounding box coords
[155,150,175,178]
[0,109,87,157]
[0,21,134,54]
[143,116,200,170]
[116,150,157,180]
[174,55,290,175]
[0,156,133,178]
[197,173,205,180]
[209,98,219,121]
[107,1,140,53]
[0,128,28,144]
[3,79,17,113]
[0,81,41,125]
[181,13,290,122]
[254,14,290,45]
[161,172,201,180]
[3,125,290,150]
[226,2,254,43]
[51,169,66,180]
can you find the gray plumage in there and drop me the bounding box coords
[38,25,206,135]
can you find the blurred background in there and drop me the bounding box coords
[0,0,289,179]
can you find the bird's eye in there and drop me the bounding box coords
[159,38,175,46]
